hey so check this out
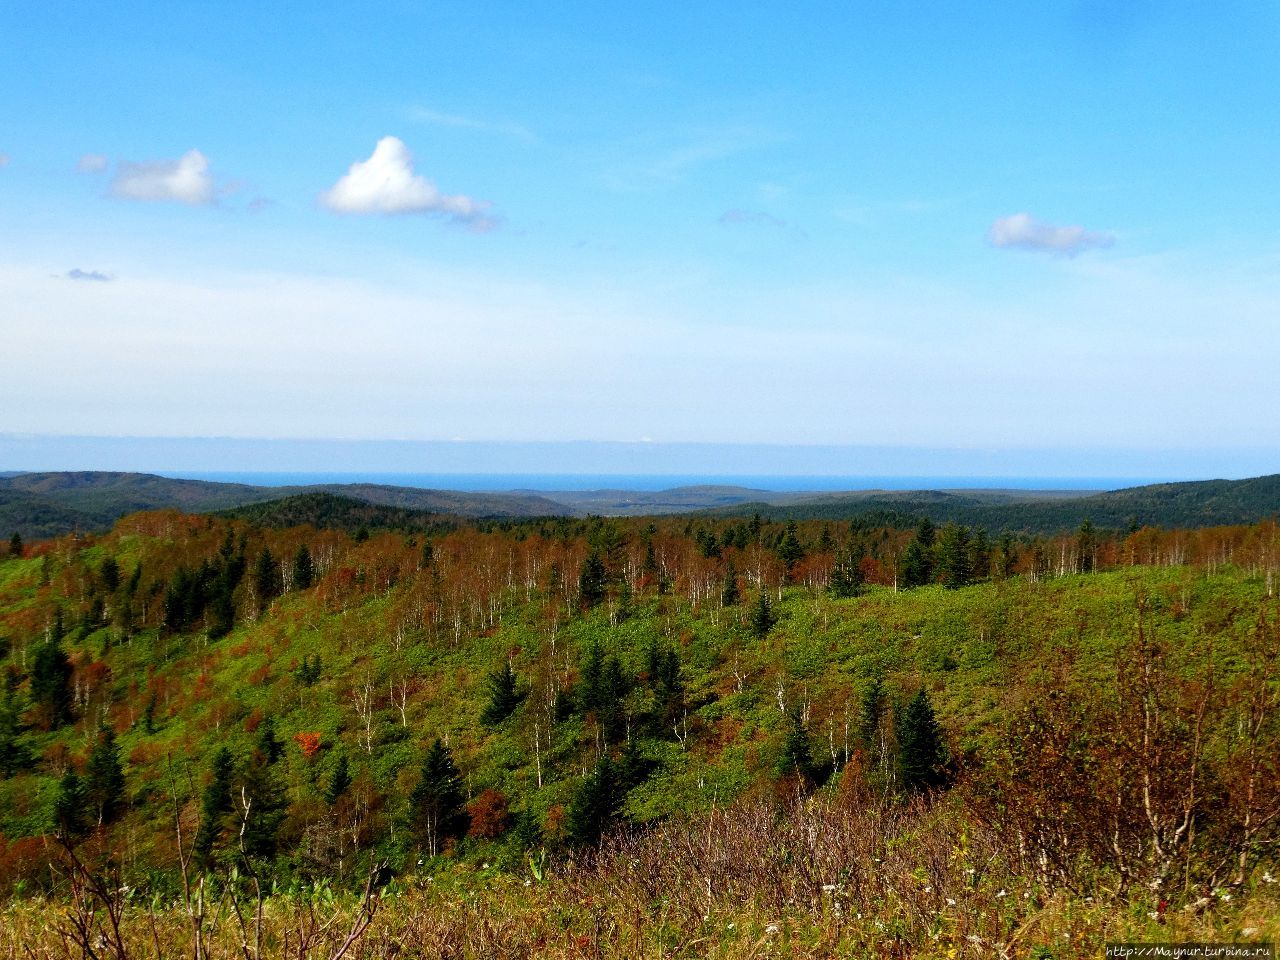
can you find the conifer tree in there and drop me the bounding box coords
[777,710,817,783]
[567,753,622,847]
[7,532,20,558]
[409,739,469,857]
[0,671,30,777]
[898,689,948,792]
[85,727,126,825]
[578,548,606,608]
[777,521,805,577]
[240,757,286,860]
[995,533,1018,580]
[938,524,973,590]
[141,694,157,735]
[194,747,236,866]
[644,639,683,728]
[1077,519,1098,573]
[749,590,777,639]
[858,676,885,752]
[480,660,522,726]
[292,544,314,591]
[901,518,937,589]
[256,715,284,764]
[325,753,351,805]
[720,561,740,606]
[99,556,120,592]
[30,628,74,729]
[970,527,992,580]
[53,769,85,838]
[829,545,865,598]
[642,539,658,579]
[253,548,279,610]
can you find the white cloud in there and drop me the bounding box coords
[320,136,497,229]
[110,149,214,205]
[0,153,9,168]
[988,212,1114,256]
[67,268,113,282]
[77,153,109,174]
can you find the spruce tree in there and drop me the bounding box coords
[53,769,85,838]
[720,561,740,606]
[239,758,286,860]
[970,528,992,580]
[577,549,606,608]
[777,710,817,783]
[325,753,351,805]
[1077,520,1098,574]
[408,739,469,857]
[194,747,236,866]
[858,677,885,753]
[0,671,30,777]
[566,753,622,847]
[85,727,126,825]
[256,715,284,764]
[749,590,777,639]
[30,631,73,729]
[777,522,805,577]
[898,689,948,792]
[995,533,1018,580]
[7,532,20,558]
[829,546,865,598]
[480,660,522,726]
[99,556,120,592]
[253,548,279,609]
[901,518,937,589]
[645,640,683,728]
[292,544,314,591]
[938,524,973,590]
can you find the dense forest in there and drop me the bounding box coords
[5,470,1280,540]
[0,510,1277,957]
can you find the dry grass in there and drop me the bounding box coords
[1,795,1275,959]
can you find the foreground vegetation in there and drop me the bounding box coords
[0,512,1276,956]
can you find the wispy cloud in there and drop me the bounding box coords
[719,208,787,229]
[67,268,113,282]
[0,153,10,168]
[77,153,109,174]
[111,149,215,205]
[601,124,783,188]
[988,212,1114,256]
[407,107,536,144]
[320,136,497,230]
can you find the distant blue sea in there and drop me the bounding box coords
[168,472,1164,493]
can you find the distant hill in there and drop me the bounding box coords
[0,472,572,539]
[215,492,453,534]
[4,470,1280,539]
[714,474,1280,532]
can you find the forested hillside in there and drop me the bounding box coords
[0,512,1276,957]
[0,472,572,539]
[722,473,1280,531]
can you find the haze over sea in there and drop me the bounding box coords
[174,472,1157,493]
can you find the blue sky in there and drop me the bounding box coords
[2,2,1279,475]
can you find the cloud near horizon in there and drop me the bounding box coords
[320,136,497,229]
[988,212,1114,256]
[110,149,214,205]
[77,153,109,174]
[67,268,113,282]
